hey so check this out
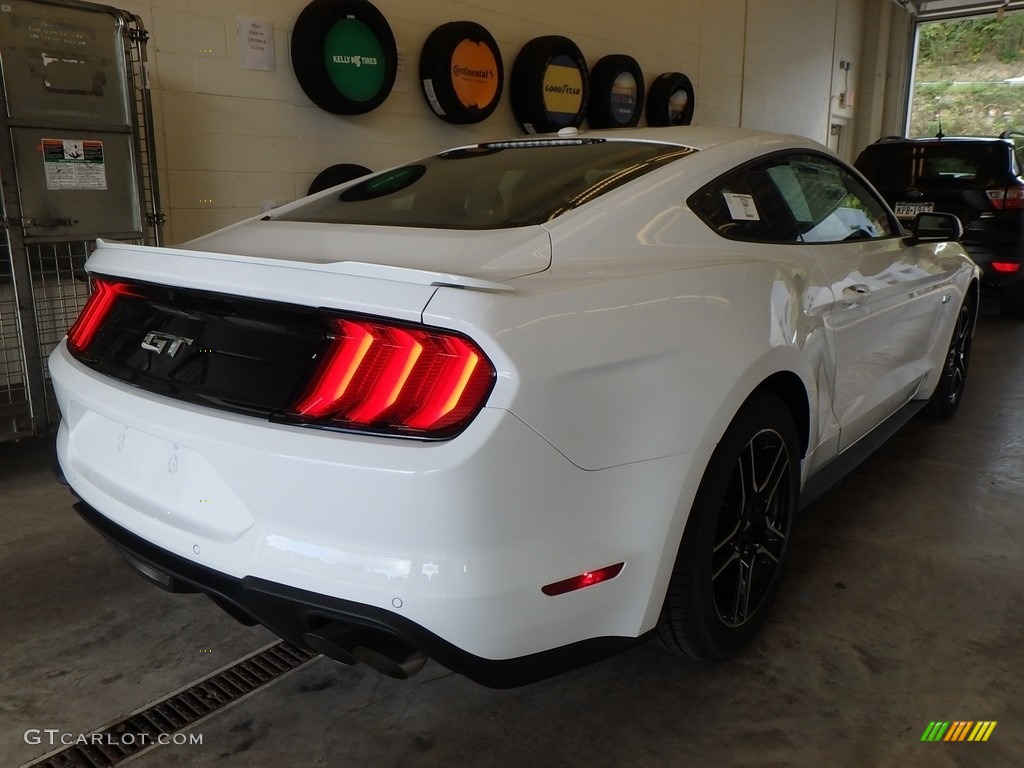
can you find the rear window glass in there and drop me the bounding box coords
[274,141,694,230]
[856,142,1011,188]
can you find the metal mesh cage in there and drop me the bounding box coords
[0,229,29,411]
[0,3,161,441]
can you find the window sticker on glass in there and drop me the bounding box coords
[724,192,760,221]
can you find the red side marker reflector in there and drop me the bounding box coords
[542,562,625,596]
[67,279,133,353]
[991,261,1022,273]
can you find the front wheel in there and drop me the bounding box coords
[658,391,799,661]
[926,289,976,419]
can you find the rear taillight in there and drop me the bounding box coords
[284,316,495,438]
[991,262,1022,273]
[985,185,1024,210]
[67,278,132,353]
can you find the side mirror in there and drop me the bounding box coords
[906,211,963,244]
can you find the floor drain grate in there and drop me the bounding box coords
[24,640,316,768]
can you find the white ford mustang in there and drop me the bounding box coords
[51,127,978,687]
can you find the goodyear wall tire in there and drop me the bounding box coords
[510,36,589,134]
[291,0,397,115]
[586,54,645,129]
[646,72,695,126]
[420,21,503,124]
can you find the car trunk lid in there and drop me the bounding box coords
[183,219,552,283]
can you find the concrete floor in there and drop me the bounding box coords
[2,298,1021,768]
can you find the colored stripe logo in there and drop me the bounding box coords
[921,721,997,742]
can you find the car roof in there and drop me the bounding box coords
[466,125,821,155]
[870,135,1013,146]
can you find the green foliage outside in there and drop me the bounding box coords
[910,13,1024,137]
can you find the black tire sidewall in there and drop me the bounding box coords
[419,21,504,124]
[291,0,398,115]
[928,289,977,417]
[510,35,589,134]
[646,71,695,127]
[586,54,645,128]
[670,392,799,658]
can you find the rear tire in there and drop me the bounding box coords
[658,391,799,661]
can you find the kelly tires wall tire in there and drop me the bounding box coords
[420,21,504,124]
[927,287,977,418]
[659,391,799,661]
[586,54,644,128]
[291,0,398,115]
[646,71,695,127]
[510,35,588,134]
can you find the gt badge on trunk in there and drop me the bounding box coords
[141,331,194,357]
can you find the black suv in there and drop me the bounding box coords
[855,133,1024,317]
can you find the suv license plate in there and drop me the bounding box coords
[894,202,934,219]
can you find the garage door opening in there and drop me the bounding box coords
[909,10,1024,136]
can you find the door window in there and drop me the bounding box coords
[689,152,896,244]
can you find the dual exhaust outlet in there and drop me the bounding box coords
[302,622,428,680]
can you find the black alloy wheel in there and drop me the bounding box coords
[659,391,798,660]
[927,288,977,418]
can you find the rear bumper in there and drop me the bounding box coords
[74,499,646,688]
[51,340,702,684]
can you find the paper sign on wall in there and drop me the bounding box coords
[42,138,107,190]
[238,17,275,72]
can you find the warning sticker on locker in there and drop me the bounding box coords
[42,138,107,190]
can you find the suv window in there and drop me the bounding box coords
[856,141,1012,188]
[275,141,694,230]
[689,152,895,244]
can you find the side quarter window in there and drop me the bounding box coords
[765,154,896,244]
[689,165,800,243]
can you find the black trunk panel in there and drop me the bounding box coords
[71,279,327,417]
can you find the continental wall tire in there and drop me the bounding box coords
[586,54,644,128]
[291,0,397,115]
[659,391,799,661]
[307,163,372,195]
[926,288,977,418]
[420,21,503,124]
[510,35,588,134]
[646,71,695,127]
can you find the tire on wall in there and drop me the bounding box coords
[646,71,695,127]
[291,0,397,115]
[419,21,504,124]
[658,391,799,661]
[307,163,372,195]
[586,54,645,128]
[510,35,589,134]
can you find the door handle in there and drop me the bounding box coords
[841,284,871,306]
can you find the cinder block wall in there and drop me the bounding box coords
[115,0,870,244]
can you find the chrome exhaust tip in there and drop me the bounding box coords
[303,622,427,679]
